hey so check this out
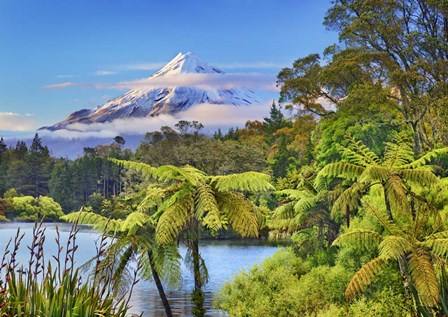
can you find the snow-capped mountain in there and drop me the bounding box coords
[42,52,261,131]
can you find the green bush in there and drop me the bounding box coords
[215,248,307,316]
[11,196,63,221]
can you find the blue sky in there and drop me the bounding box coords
[0,0,338,137]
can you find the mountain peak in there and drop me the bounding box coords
[42,52,260,131]
[151,52,224,77]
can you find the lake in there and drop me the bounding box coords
[0,222,279,316]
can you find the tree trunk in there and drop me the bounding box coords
[148,250,173,317]
[191,222,205,317]
[345,205,350,228]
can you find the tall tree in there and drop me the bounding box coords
[116,161,273,317]
[325,0,448,152]
[27,133,52,196]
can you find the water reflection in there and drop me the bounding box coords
[0,223,278,316]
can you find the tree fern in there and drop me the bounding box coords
[400,148,448,169]
[195,183,222,233]
[217,191,259,238]
[379,236,413,260]
[421,239,448,259]
[339,138,380,167]
[271,201,295,220]
[121,212,153,235]
[398,169,439,187]
[383,140,414,168]
[155,165,203,186]
[332,229,382,249]
[156,194,193,245]
[210,172,274,192]
[345,257,386,300]
[384,174,410,215]
[61,211,121,233]
[408,248,440,307]
[331,182,366,219]
[111,158,156,178]
[314,162,365,191]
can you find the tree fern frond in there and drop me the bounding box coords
[61,211,122,233]
[210,172,273,192]
[155,165,203,186]
[195,183,222,233]
[339,138,380,167]
[421,238,448,259]
[384,174,410,215]
[111,244,136,294]
[384,175,410,212]
[332,229,382,249]
[111,159,156,178]
[331,182,366,218]
[271,202,296,220]
[398,169,439,187]
[378,236,412,260]
[359,166,389,183]
[156,193,194,245]
[293,196,319,214]
[277,189,311,200]
[315,162,365,191]
[345,257,387,300]
[364,202,403,236]
[145,243,182,289]
[400,148,448,169]
[383,141,414,168]
[121,212,153,235]
[217,192,258,238]
[408,248,440,307]
[426,231,448,240]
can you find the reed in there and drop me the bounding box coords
[0,221,142,317]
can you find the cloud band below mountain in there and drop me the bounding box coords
[41,102,272,139]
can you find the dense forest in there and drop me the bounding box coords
[1,0,448,316]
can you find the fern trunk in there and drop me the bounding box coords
[148,250,173,317]
[191,221,205,317]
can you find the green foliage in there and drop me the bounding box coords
[0,223,138,316]
[10,196,63,221]
[215,248,308,317]
[216,248,352,317]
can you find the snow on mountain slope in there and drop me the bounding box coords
[42,52,261,131]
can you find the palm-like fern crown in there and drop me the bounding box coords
[112,160,273,245]
[315,135,447,220]
[333,202,448,307]
[271,167,334,234]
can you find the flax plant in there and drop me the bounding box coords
[0,221,141,317]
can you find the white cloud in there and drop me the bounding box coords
[0,112,37,132]
[215,62,285,69]
[45,73,278,92]
[94,70,116,76]
[41,102,272,139]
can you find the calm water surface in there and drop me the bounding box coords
[0,222,278,316]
